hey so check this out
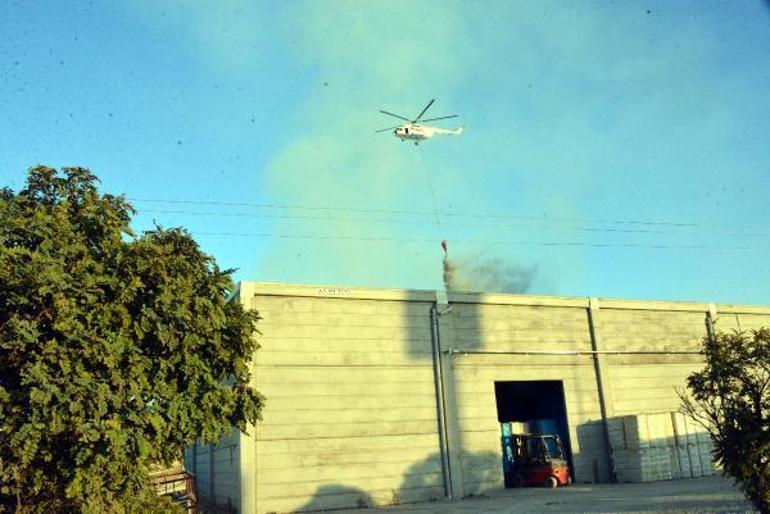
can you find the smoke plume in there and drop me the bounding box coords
[443,255,536,294]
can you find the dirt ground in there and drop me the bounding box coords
[338,476,754,514]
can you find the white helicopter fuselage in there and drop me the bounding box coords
[394,123,464,143]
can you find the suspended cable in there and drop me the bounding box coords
[134,208,770,238]
[187,230,760,251]
[417,145,441,228]
[127,197,770,233]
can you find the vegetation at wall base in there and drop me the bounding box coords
[681,328,770,514]
[0,166,264,513]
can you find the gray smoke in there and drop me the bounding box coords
[443,255,536,294]
[442,255,459,292]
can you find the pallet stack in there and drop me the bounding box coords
[608,412,717,483]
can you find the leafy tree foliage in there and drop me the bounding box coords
[681,328,770,514]
[0,166,263,513]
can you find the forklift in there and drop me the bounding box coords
[502,432,571,489]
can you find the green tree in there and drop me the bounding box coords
[681,328,770,514]
[0,166,264,513]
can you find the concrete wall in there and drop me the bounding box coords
[436,294,770,498]
[245,283,443,514]
[191,282,770,514]
[184,433,242,511]
[438,294,606,495]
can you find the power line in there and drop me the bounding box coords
[128,197,770,250]
[127,197,770,233]
[140,208,692,235]
[188,231,760,251]
[135,207,770,238]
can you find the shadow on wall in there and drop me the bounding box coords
[287,278,544,513]
[288,410,719,511]
[574,421,613,483]
[289,485,375,513]
[405,253,537,357]
[291,451,499,513]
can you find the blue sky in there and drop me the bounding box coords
[2,1,769,303]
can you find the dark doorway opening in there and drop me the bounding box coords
[494,380,574,483]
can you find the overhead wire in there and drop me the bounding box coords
[126,197,770,233]
[187,230,760,251]
[417,145,441,228]
[134,208,770,238]
[125,196,770,253]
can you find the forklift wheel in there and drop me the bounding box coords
[545,477,558,489]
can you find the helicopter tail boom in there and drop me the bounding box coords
[429,125,465,137]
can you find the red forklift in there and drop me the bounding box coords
[503,433,571,489]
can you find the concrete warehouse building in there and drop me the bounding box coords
[184,281,770,514]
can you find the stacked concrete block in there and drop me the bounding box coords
[612,413,673,482]
[609,415,643,483]
[610,412,715,483]
[684,416,704,477]
[648,413,675,482]
[671,412,717,478]
[696,430,716,476]
[683,414,701,476]
[671,413,693,478]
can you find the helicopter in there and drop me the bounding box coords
[377,99,464,145]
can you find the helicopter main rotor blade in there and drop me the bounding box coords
[375,125,400,133]
[420,114,459,123]
[413,98,435,122]
[379,110,411,122]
